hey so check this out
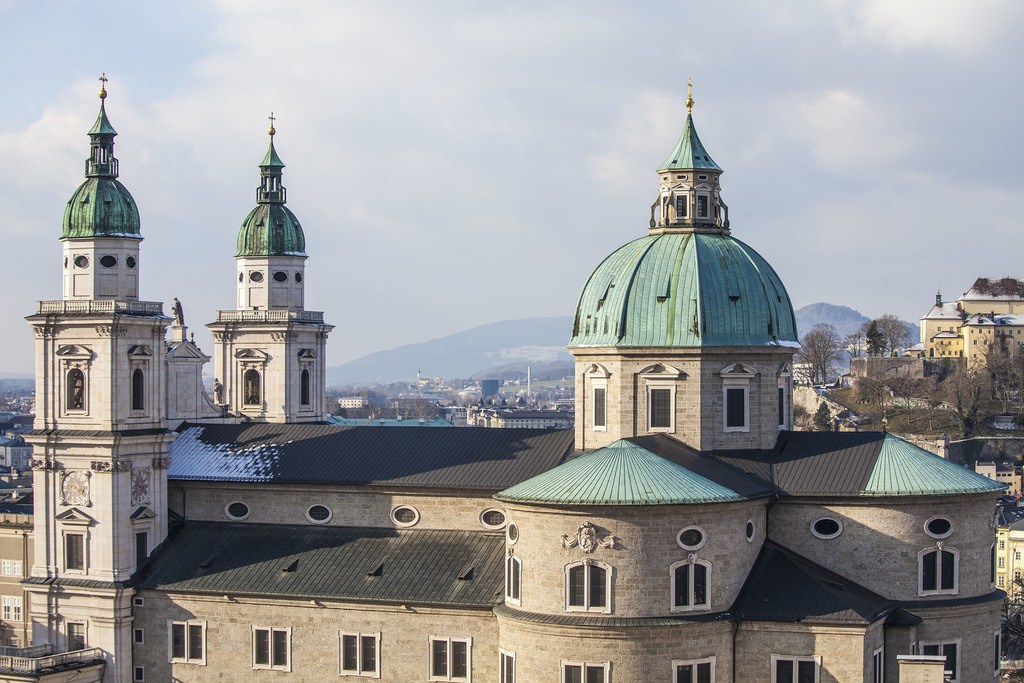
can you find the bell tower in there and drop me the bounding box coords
[23,77,172,683]
[208,116,333,422]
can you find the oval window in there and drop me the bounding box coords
[697,174,708,180]
[925,516,953,539]
[225,501,250,520]
[295,272,303,283]
[391,505,419,527]
[238,272,244,283]
[126,256,137,269]
[74,255,89,268]
[480,509,506,529]
[677,526,706,550]
[273,271,288,283]
[305,504,332,524]
[507,522,520,544]
[811,517,842,539]
[745,520,755,542]
[676,174,687,179]
[100,255,117,268]
[249,271,264,283]
[64,257,68,269]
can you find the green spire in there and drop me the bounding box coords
[260,139,285,169]
[658,113,722,172]
[85,75,119,178]
[257,113,286,203]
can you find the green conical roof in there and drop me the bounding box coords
[260,138,285,168]
[87,101,117,136]
[495,439,745,505]
[862,434,1004,496]
[569,232,797,348]
[659,113,722,171]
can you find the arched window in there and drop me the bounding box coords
[300,368,310,406]
[243,369,261,406]
[131,369,144,411]
[505,553,521,605]
[919,546,959,596]
[670,559,710,612]
[66,369,85,410]
[565,560,611,613]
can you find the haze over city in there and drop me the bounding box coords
[1,0,1022,374]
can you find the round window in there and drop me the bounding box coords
[391,505,419,527]
[273,271,288,283]
[925,516,953,539]
[74,255,89,268]
[225,501,250,520]
[249,271,264,283]
[100,255,117,268]
[480,509,506,529]
[811,517,842,539]
[126,256,137,269]
[745,520,755,542]
[507,522,520,544]
[295,272,303,283]
[677,526,706,550]
[305,504,332,524]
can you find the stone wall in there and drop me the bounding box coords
[734,621,875,683]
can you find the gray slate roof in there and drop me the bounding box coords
[170,423,574,490]
[139,522,504,607]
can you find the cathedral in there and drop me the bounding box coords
[13,80,1003,682]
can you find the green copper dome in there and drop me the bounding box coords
[569,232,797,348]
[236,136,306,257]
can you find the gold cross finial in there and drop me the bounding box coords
[99,73,108,100]
[685,77,694,113]
[268,112,276,137]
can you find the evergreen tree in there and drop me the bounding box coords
[864,320,885,356]
[813,402,832,431]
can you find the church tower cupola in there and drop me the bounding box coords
[651,80,729,233]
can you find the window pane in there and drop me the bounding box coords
[921,644,939,656]
[775,659,794,683]
[502,653,514,683]
[941,550,955,590]
[693,563,707,605]
[66,535,84,571]
[361,635,376,673]
[254,629,269,665]
[697,662,712,683]
[697,195,708,217]
[585,664,606,683]
[922,551,937,591]
[942,643,957,678]
[568,565,585,606]
[594,388,606,428]
[726,388,745,427]
[797,660,816,683]
[589,565,607,608]
[778,387,786,426]
[68,623,85,652]
[674,565,690,607]
[432,640,448,676]
[187,624,203,661]
[342,634,357,671]
[171,624,185,659]
[676,664,694,683]
[272,630,288,666]
[452,640,468,678]
[650,388,672,428]
[564,665,583,683]
[135,532,148,569]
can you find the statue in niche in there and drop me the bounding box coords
[243,369,261,406]
[212,378,223,404]
[68,370,85,410]
[171,297,185,327]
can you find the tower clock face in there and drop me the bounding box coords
[61,471,90,506]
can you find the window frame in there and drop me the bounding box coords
[723,385,749,432]
[64,531,86,572]
[918,546,959,596]
[919,640,960,681]
[672,657,715,683]
[770,654,821,683]
[561,660,610,683]
[499,649,515,683]
[670,559,711,613]
[168,619,206,666]
[67,621,87,652]
[592,382,607,431]
[505,552,522,606]
[1,596,21,623]
[995,630,1002,677]
[872,646,883,683]
[252,625,291,672]
[133,665,145,682]
[564,559,612,614]
[339,630,380,678]
[428,635,472,682]
[646,384,675,433]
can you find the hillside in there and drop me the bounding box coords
[327,317,574,385]
[795,303,919,344]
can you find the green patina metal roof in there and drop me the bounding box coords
[260,138,285,168]
[569,232,797,348]
[236,204,305,257]
[659,113,722,172]
[862,434,1004,496]
[62,177,140,239]
[494,439,745,505]
[87,101,117,136]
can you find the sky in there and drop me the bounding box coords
[1,0,1023,375]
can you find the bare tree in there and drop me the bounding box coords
[943,368,989,439]
[844,328,867,361]
[799,324,843,386]
[874,314,912,356]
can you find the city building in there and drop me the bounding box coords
[920,279,1024,366]
[466,407,573,429]
[9,82,1005,683]
[976,460,1023,497]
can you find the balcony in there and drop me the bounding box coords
[215,309,325,324]
[0,645,105,679]
[35,300,164,316]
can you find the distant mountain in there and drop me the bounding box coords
[795,303,919,344]
[327,317,574,386]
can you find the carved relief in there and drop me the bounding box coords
[270,332,288,342]
[59,470,91,507]
[130,468,151,505]
[561,522,617,553]
[90,459,132,473]
[152,457,172,470]
[29,459,51,471]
